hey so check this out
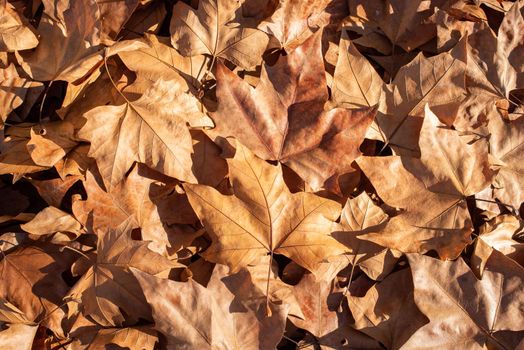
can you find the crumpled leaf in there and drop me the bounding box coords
[0,3,38,52]
[67,217,177,327]
[17,0,102,82]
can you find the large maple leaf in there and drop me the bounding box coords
[211,30,376,191]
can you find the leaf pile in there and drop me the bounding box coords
[1,0,524,349]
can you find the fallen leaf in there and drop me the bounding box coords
[170,0,269,69]
[404,252,524,349]
[212,31,376,190]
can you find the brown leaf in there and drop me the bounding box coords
[334,192,399,280]
[356,105,494,258]
[404,252,524,349]
[67,217,177,327]
[78,76,201,189]
[133,264,288,350]
[97,0,140,44]
[0,244,76,337]
[347,269,428,350]
[69,326,157,350]
[0,64,42,126]
[376,42,467,153]
[21,206,84,240]
[170,0,269,69]
[0,3,38,52]
[258,0,332,51]
[332,30,384,109]
[29,175,81,208]
[184,141,348,276]
[486,114,524,211]
[0,323,38,350]
[289,273,350,340]
[72,165,196,255]
[212,31,376,190]
[17,0,102,82]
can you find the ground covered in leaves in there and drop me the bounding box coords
[0,0,524,349]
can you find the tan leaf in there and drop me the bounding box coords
[356,156,473,259]
[0,64,42,125]
[403,252,524,349]
[69,326,157,350]
[29,175,81,208]
[118,34,207,89]
[258,0,331,51]
[332,30,384,109]
[67,217,177,327]
[27,121,77,167]
[78,77,199,189]
[184,141,348,276]
[72,165,197,254]
[170,0,269,69]
[486,114,524,211]
[475,215,524,268]
[334,192,399,281]
[96,0,139,44]
[0,125,47,175]
[17,0,102,82]
[376,43,467,154]
[133,264,288,350]
[0,323,38,350]
[21,206,84,240]
[0,244,76,337]
[347,269,428,350]
[289,273,350,341]
[0,3,38,52]
[356,105,494,258]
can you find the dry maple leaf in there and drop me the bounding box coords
[288,272,351,345]
[96,0,140,44]
[486,114,524,211]
[0,243,76,337]
[17,0,102,82]
[334,192,400,281]
[332,30,384,109]
[376,41,467,153]
[170,0,269,69]
[0,323,38,350]
[78,74,202,189]
[347,269,428,350]
[70,326,158,350]
[357,105,494,258]
[212,30,376,191]
[475,215,524,269]
[184,141,348,311]
[133,264,289,350]
[21,206,84,242]
[403,252,524,349]
[0,2,38,52]
[185,141,347,271]
[258,0,332,51]
[0,64,42,126]
[67,217,177,327]
[72,165,199,255]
